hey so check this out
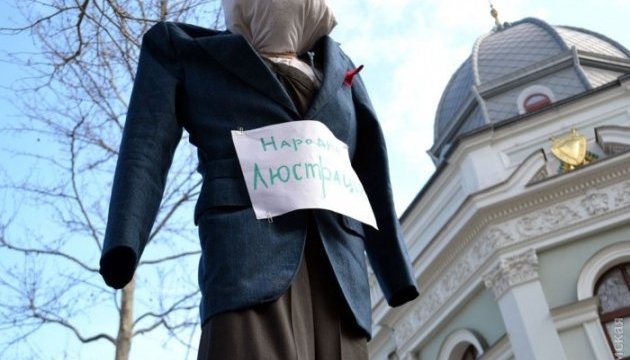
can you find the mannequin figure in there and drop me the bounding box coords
[99,1,418,358]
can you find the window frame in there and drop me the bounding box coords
[595,263,630,359]
[516,85,556,115]
[437,329,485,360]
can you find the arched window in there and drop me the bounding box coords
[516,85,556,114]
[523,93,552,113]
[437,329,485,360]
[461,344,478,360]
[595,263,630,359]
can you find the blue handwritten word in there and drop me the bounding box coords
[252,156,364,198]
[260,136,345,155]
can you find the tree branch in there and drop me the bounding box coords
[0,236,99,273]
[31,310,116,344]
[0,1,222,357]
[133,290,199,327]
[150,179,201,240]
[61,0,91,64]
[138,250,201,266]
[69,117,103,251]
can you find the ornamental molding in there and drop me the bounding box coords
[595,125,630,155]
[482,249,539,299]
[515,203,581,237]
[419,154,630,290]
[550,297,600,331]
[437,329,486,360]
[391,155,630,351]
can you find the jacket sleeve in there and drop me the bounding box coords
[99,22,183,289]
[351,74,419,307]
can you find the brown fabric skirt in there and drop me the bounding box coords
[197,221,368,360]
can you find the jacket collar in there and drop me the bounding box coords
[304,36,346,120]
[194,33,347,120]
[194,32,298,116]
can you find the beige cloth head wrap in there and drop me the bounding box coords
[222,0,337,55]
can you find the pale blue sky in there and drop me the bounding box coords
[332,0,630,214]
[1,0,630,358]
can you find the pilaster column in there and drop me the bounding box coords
[483,249,567,360]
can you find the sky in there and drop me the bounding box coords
[330,0,630,215]
[1,0,630,358]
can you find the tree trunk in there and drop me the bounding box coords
[115,277,135,360]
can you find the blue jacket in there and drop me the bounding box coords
[99,21,418,337]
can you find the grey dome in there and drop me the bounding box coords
[431,17,630,162]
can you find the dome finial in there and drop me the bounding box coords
[489,2,503,30]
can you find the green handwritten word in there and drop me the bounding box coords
[252,156,364,198]
[259,136,345,155]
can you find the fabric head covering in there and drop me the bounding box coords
[222,0,337,55]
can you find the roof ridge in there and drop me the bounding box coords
[557,24,630,58]
[431,16,630,163]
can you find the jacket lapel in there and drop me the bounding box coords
[304,36,347,119]
[194,33,299,116]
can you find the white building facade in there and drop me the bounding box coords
[369,17,630,360]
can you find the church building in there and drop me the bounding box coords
[368,12,630,360]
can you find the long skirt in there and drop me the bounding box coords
[197,219,368,360]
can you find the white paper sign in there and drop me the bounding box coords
[231,120,378,229]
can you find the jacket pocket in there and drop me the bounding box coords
[194,158,251,224]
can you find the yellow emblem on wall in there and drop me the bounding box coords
[551,129,587,166]
[550,129,598,173]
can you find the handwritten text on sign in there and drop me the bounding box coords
[231,120,377,229]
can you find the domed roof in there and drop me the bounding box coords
[431,17,630,162]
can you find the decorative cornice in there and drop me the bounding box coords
[389,153,630,351]
[550,297,600,330]
[483,249,539,299]
[419,153,630,292]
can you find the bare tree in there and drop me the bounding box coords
[0,1,221,359]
